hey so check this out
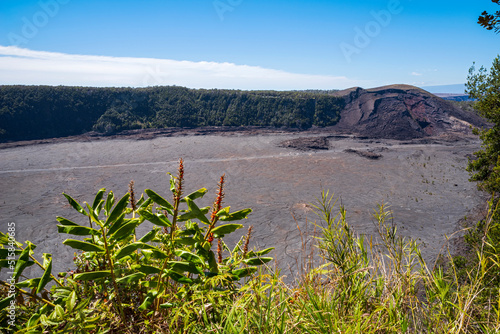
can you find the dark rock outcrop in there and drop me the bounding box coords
[279,136,330,151]
[331,85,488,140]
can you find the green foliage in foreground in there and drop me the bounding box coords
[1,167,500,333]
[0,160,273,333]
[0,85,344,141]
[466,55,500,196]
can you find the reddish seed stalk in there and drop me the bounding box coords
[243,225,253,257]
[217,239,223,264]
[211,174,225,223]
[170,159,184,241]
[129,180,136,212]
[204,174,225,247]
[174,159,184,203]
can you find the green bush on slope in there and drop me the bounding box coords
[0,86,344,141]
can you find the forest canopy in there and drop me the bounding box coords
[0,85,344,141]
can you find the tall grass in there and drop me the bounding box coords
[213,191,500,333]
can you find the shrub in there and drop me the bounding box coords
[0,159,273,333]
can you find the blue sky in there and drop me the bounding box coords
[0,0,498,91]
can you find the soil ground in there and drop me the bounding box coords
[0,128,487,282]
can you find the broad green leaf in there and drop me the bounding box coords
[218,208,252,221]
[160,302,174,309]
[92,188,106,210]
[248,247,275,257]
[16,278,40,288]
[56,216,80,226]
[13,246,33,280]
[57,225,99,236]
[138,290,158,311]
[114,242,155,260]
[207,250,219,274]
[42,253,51,274]
[25,241,37,253]
[0,248,21,259]
[138,209,171,227]
[167,271,193,284]
[66,291,77,313]
[105,191,115,216]
[85,202,101,224]
[63,193,88,216]
[185,220,202,233]
[177,206,210,223]
[52,304,65,320]
[37,254,52,292]
[135,265,161,275]
[140,280,159,289]
[110,219,141,241]
[52,286,72,299]
[181,188,207,202]
[215,206,230,217]
[142,248,169,259]
[137,197,153,211]
[168,173,176,192]
[27,313,41,329]
[243,257,273,266]
[231,267,257,279]
[178,198,210,224]
[211,224,243,238]
[139,229,158,243]
[168,261,202,275]
[136,193,145,207]
[175,250,204,265]
[83,313,101,324]
[145,189,174,210]
[105,193,130,227]
[176,237,197,246]
[74,270,111,281]
[116,273,145,284]
[106,213,128,236]
[94,199,105,216]
[0,294,15,310]
[63,239,104,252]
[0,231,10,245]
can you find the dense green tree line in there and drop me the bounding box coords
[0,85,344,141]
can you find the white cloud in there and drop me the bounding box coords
[411,72,422,76]
[0,46,364,90]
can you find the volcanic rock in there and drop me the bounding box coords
[279,136,330,151]
[331,85,488,140]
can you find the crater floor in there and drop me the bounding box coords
[0,130,486,281]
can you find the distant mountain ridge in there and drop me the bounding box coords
[434,94,474,102]
[420,84,466,94]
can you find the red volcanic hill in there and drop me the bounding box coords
[331,84,487,140]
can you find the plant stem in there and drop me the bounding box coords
[101,225,127,324]
[0,281,56,308]
[16,242,64,287]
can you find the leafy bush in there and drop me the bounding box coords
[0,160,272,333]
